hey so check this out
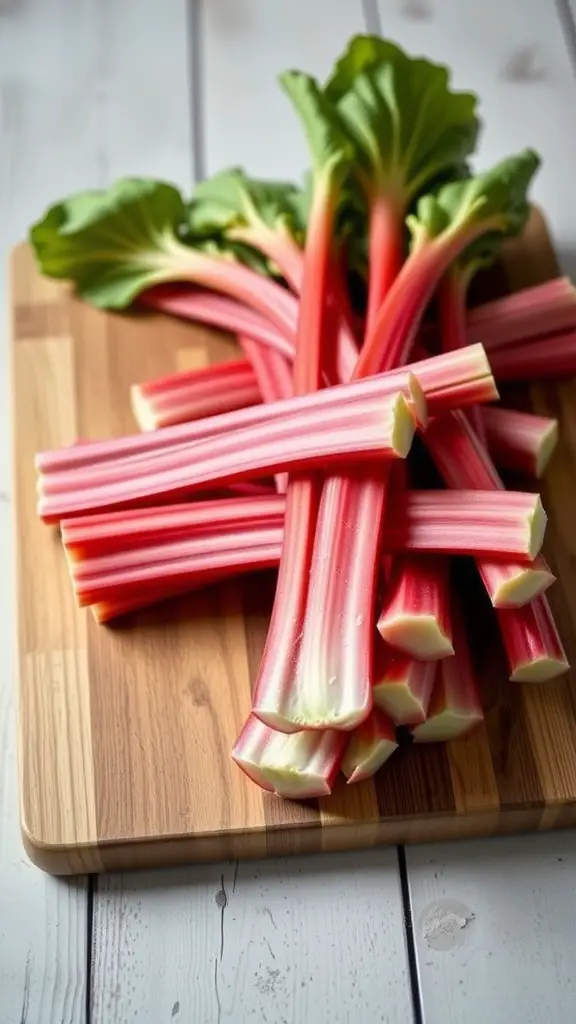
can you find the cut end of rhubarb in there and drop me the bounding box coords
[373,681,428,726]
[377,614,454,661]
[536,419,559,477]
[130,384,158,432]
[232,719,345,799]
[343,739,398,784]
[389,393,417,458]
[510,655,569,683]
[488,563,556,608]
[407,374,428,429]
[528,495,547,559]
[412,709,484,743]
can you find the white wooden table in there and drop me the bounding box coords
[2,2,576,1021]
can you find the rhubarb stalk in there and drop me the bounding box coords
[424,411,555,606]
[131,358,262,432]
[373,646,436,725]
[412,599,483,742]
[232,716,346,799]
[377,556,453,659]
[341,709,398,784]
[252,70,353,733]
[38,389,414,522]
[497,595,569,682]
[481,406,559,478]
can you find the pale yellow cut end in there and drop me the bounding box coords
[130,385,158,432]
[344,739,398,783]
[379,614,454,660]
[511,656,569,683]
[373,682,426,726]
[407,374,428,428]
[527,496,547,559]
[389,393,416,458]
[535,420,559,477]
[492,566,555,608]
[257,765,332,799]
[413,710,483,743]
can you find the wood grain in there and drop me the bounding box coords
[13,205,576,875]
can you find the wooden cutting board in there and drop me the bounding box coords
[13,209,576,876]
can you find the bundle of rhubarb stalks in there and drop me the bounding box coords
[31,36,575,799]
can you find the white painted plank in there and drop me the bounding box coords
[373,0,576,275]
[92,851,413,1023]
[407,832,576,1023]
[0,1,192,1021]
[202,0,366,179]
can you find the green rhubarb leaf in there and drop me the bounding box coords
[324,35,407,103]
[279,70,353,185]
[324,35,480,206]
[187,167,306,243]
[29,178,189,308]
[407,149,541,249]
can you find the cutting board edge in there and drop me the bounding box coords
[20,796,576,875]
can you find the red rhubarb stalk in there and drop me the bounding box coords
[61,495,285,560]
[497,595,569,682]
[270,155,539,732]
[36,360,433,477]
[139,286,295,362]
[481,406,559,478]
[384,489,546,561]
[232,716,346,799]
[488,330,576,383]
[131,359,262,432]
[341,708,398,784]
[35,345,494,477]
[438,265,487,442]
[424,411,554,606]
[377,556,453,659]
[373,646,436,726]
[38,390,414,522]
[468,277,576,350]
[412,599,483,742]
[69,524,284,608]
[251,69,353,733]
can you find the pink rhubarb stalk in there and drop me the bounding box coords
[439,266,486,442]
[38,390,415,522]
[480,406,559,478]
[61,495,285,560]
[36,364,427,478]
[341,709,398,784]
[377,556,453,660]
[35,345,494,477]
[384,490,546,561]
[139,286,295,362]
[468,277,576,350]
[251,108,351,733]
[412,600,483,742]
[424,411,554,606]
[131,359,262,431]
[232,716,346,799]
[497,595,569,682]
[268,190,520,733]
[488,330,576,383]
[373,646,436,726]
[68,523,284,609]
